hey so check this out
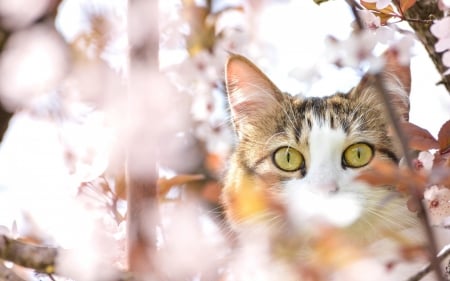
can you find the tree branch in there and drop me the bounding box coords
[393,0,450,93]
[0,235,57,274]
[0,27,12,142]
[346,1,446,281]
[0,235,142,281]
[126,0,162,278]
[406,245,450,281]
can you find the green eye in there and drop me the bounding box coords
[343,143,374,168]
[273,147,304,172]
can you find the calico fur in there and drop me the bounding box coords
[222,54,434,280]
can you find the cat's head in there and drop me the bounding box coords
[223,53,414,237]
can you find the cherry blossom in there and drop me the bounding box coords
[438,0,450,11]
[325,30,379,70]
[415,151,434,171]
[358,9,381,30]
[424,185,450,226]
[430,16,450,74]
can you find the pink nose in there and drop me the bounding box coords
[319,183,338,193]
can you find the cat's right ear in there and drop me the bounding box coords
[225,55,283,138]
[350,49,411,121]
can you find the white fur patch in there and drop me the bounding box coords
[283,120,365,228]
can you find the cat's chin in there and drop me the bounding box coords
[282,180,365,229]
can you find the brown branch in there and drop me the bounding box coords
[0,235,57,274]
[406,245,450,281]
[126,0,162,278]
[373,73,445,281]
[0,235,142,281]
[393,0,450,93]
[0,0,64,141]
[346,1,446,281]
[0,27,12,142]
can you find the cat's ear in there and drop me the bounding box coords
[350,49,411,121]
[225,54,284,136]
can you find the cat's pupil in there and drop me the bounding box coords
[357,149,361,159]
[286,152,291,163]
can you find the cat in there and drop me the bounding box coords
[221,53,439,281]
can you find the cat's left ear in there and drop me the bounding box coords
[350,49,411,121]
[225,54,284,138]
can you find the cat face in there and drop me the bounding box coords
[223,54,414,237]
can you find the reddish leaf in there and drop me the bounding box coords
[401,122,439,151]
[356,159,399,186]
[433,149,450,169]
[429,166,450,187]
[438,120,450,154]
[400,0,416,13]
[201,181,222,203]
[357,158,427,194]
[206,153,225,175]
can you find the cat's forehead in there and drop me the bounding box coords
[291,93,352,111]
[287,93,357,132]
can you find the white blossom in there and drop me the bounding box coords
[431,17,450,73]
[424,185,450,226]
[363,0,392,9]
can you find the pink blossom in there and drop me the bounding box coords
[438,0,450,11]
[431,17,450,42]
[325,30,379,70]
[430,17,450,72]
[443,51,450,70]
[417,151,434,171]
[391,34,415,65]
[358,10,381,30]
[424,185,450,226]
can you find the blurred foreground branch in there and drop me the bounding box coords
[406,246,450,281]
[0,235,57,274]
[126,0,162,278]
[0,28,11,142]
[0,235,139,281]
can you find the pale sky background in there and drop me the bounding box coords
[0,0,449,236]
[53,0,450,137]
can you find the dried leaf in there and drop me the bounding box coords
[399,0,416,13]
[438,120,450,154]
[183,6,216,56]
[224,175,272,222]
[201,181,222,203]
[311,229,362,269]
[433,150,450,168]
[158,174,205,197]
[115,172,127,200]
[401,122,439,151]
[206,153,225,175]
[360,1,397,24]
[313,0,332,5]
[356,159,427,193]
[429,166,450,186]
[356,159,400,186]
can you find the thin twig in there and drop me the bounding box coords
[0,235,57,274]
[0,235,142,281]
[345,1,445,281]
[406,245,450,281]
